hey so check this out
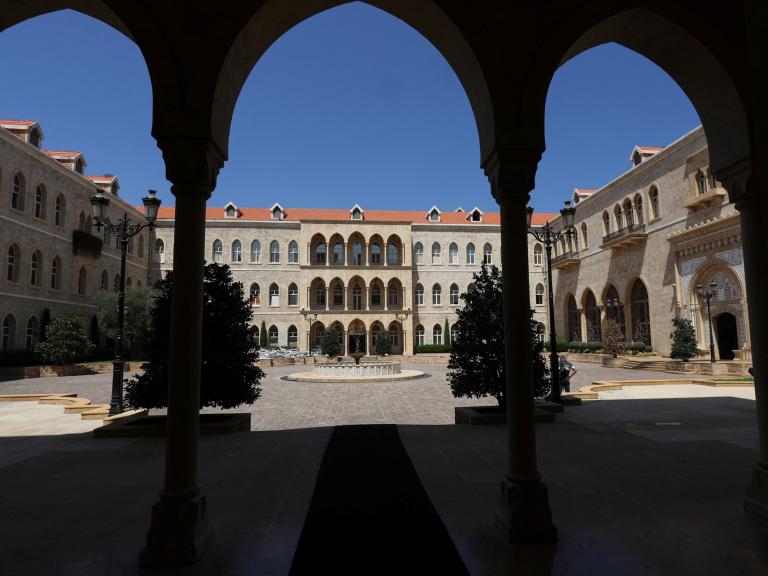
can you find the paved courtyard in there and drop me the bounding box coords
[0,361,763,575]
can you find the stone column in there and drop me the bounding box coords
[325,286,330,310]
[727,172,768,518]
[485,147,556,544]
[142,140,222,565]
[579,308,587,342]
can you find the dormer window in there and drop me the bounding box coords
[632,150,642,167]
[75,158,84,174]
[270,203,284,220]
[29,128,41,148]
[426,206,441,222]
[226,206,237,218]
[469,207,483,222]
[349,204,364,220]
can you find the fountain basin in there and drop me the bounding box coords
[285,359,425,382]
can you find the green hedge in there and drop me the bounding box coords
[623,341,653,353]
[543,338,569,353]
[416,344,450,353]
[566,341,603,353]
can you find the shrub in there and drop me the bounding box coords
[543,338,569,353]
[34,315,95,364]
[125,264,264,410]
[566,341,603,353]
[416,344,450,353]
[374,329,393,355]
[601,318,624,358]
[670,317,697,361]
[321,326,342,357]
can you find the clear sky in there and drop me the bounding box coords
[0,4,701,214]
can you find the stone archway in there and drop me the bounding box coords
[348,319,367,355]
[715,313,738,360]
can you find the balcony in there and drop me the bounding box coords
[600,223,647,250]
[72,230,103,258]
[684,189,727,210]
[551,250,580,270]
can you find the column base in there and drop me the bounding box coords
[140,493,213,565]
[745,462,768,522]
[495,474,557,544]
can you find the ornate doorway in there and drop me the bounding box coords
[715,313,738,360]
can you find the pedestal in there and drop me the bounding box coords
[141,494,213,565]
[495,474,557,543]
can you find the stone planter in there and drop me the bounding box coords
[454,405,555,425]
[93,413,251,438]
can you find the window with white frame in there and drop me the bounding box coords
[415,284,424,305]
[535,283,544,305]
[432,283,441,305]
[289,241,299,263]
[466,243,475,264]
[416,325,424,346]
[30,251,40,287]
[54,195,64,226]
[431,242,441,264]
[50,257,60,289]
[154,239,165,263]
[12,173,24,211]
[288,325,298,347]
[449,243,458,264]
[289,283,298,306]
[34,185,46,220]
[433,324,442,345]
[231,240,242,262]
[450,284,459,305]
[483,243,492,264]
[414,242,423,264]
[212,240,223,263]
[269,284,279,306]
[250,283,260,304]
[268,325,278,345]
[533,243,543,265]
[251,240,261,263]
[270,241,280,263]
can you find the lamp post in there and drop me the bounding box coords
[91,189,161,415]
[302,310,318,354]
[697,280,718,363]
[527,201,576,403]
[394,311,407,354]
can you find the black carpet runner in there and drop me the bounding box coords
[289,425,469,576]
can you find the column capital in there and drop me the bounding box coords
[715,158,753,207]
[159,137,226,198]
[483,146,542,205]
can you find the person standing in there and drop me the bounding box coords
[558,355,577,393]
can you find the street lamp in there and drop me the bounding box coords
[301,310,319,354]
[90,189,161,415]
[697,280,718,363]
[527,201,576,403]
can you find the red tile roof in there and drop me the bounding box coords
[86,175,116,182]
[574,188,597,196]
[155,206,556,226]
[637,146,663,152]
[44,150,81,157]
[0,119,37,126]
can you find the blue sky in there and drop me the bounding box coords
[0,4,701,213]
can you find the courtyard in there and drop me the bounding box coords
[0,362,764,575]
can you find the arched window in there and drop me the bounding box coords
[249,283,260,304]
[352,282,363,310]
[371,281,382,306]
[623,198,634,227]
[633,194,644,225]
[2,315,16,351]
[30,250,41,286]
[113,273,120,292]
[333,281,344,306]
[580,223,588,249]
[451,323,459,344]
[250,240,261,263]
[696,170,708,196]
[566,294,581,341]
[6,244,20,282]
[11,173,25,211]
[433,324,443,345]
[252,325,260,343]
[466,243,475,264]
[449,242,458,264]
[26,316,39,350]
[414,242,424,264]
[415,324,425,346]
[127,237,135,255]
[231,240,242,262]
[431,242,441,264]
[584,290,601,341]
[630,280,651,346]
[314,241,326,264]
[288,325,298,348]
[387,280,399,306]
[288,283,299,306]
[268,325,278,346]
[34,185,46,220]
[138,235,145,258]
[387,242,399,266]
[136,280,142,288]
[570,229,579,253]
[270,240,280,263]
[78,267,87,295]
[126,277,133,287]
[535,283,544,306]
[649,186,660,219]
[602,211,611,236]
[415,284,424,306]
[100,269,109,291]
[51,257,61,290]
[54,194,65,226]
[614,205,624,230]
[154,239,165,263]
[351,241,362,266]
[708,170,718,190]
[432,283,441,305]
[315,280,326,306]
[370,242,381,265]
[269,283,279,306]
[604,285,625,340]
[483,243,493,264]
[450,283,459,305]
[533,244,543,265]
[212,239,223,263]
[333,242,344,264]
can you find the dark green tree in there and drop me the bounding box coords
[448,264,550,408]
[670,317,698,361]
[125,264,264,409]
[259,320,268,348]
[444,318,451,350]
[34,315,94,364]
[601,318,625,358]
[94,285,158,359]
[375,328,393,355]
[321,326,342,357]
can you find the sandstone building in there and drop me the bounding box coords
[0,120,151,352]
[549,125,748,358]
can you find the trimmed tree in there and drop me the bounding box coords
[670,317,698,361]
[444,318,451,349]
[447,264,550,407]
[34,315,94,364]
[375,328,393,355]
[601,318,624,358]
[94,285,158,359]
[125,264,264,410]
[259,320,268,348]
[321,326,342,357]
